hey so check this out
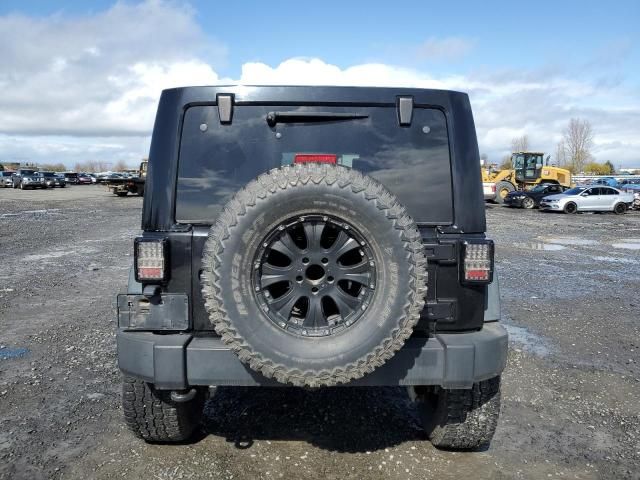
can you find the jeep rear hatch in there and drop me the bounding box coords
[175,104,453,225]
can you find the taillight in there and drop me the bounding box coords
[461,240,494,284]
[491,184,496,193]
[134,238,168,282]
[294,154,337,164]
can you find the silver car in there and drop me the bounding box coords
[0,171,13,188]
[540,186,634,214]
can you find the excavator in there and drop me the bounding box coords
[482,152,572,203]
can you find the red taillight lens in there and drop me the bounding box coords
[294,154,337,164]
[491,184,496,193]
[135,238,168,282]
[461,240,494,284]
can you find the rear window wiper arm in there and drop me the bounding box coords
[266,111,368,127]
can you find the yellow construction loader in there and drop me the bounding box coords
[482,152,572,203]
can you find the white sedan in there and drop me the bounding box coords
[540,186,634,214]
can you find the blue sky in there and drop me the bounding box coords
[0,0,638,168]
[2,0,638,78]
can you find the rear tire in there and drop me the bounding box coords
[495,181,515,204]
[412,376,501,450]
[122,376,204,442]
[563,202,577,214]
[614,202,626,214]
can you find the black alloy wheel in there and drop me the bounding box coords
[254,214,376,337]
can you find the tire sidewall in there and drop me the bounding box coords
[208,180,416,371]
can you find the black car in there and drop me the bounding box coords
[63,172,79,184]
[115,86,506,449]
[37,171,66,188]
[503,183,569,208]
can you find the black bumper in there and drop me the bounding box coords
[116,323,508,390]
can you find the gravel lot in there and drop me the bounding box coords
[1,185,639,480]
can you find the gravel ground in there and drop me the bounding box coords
[0,185,639,480]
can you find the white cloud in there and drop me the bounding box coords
[0,2,638,169]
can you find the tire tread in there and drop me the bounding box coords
[424,376,501,449]
[201,164,427,387]
[121,376,202,442]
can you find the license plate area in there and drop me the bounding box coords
[117,294,189,330]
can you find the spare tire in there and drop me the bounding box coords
[201,164,427,387]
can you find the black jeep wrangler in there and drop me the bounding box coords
[117,86,507,449]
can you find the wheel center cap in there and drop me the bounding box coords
[305,264,325,282]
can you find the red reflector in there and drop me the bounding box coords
[138,267,163,278]
[465,269,490,281]
[294,154,337,164]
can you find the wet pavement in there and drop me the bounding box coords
[0,188,639,479]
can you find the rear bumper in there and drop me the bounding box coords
[116,322,508,390]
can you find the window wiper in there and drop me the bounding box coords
[266,111,368,127]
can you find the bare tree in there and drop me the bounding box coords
[511,135,529,153]
[499,154,513,170]
[113,160,129,172]
[38,162,66,172]
[554,140,567,167]
[562,118,593,173]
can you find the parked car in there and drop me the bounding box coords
[483,181,496,201]
[540,186,634,214]
[12,169,46,189]
[591,177,619,187]
[37,171,66,188]
[55,174,68,185]
[503,183,569,209]
[63,172,79,184]
[619,178,640,192]
[1,171,14,188]
[97,173,126,183]
[77,174,93,185]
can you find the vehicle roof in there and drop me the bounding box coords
[160,85,469,105]
[512,151,545,155]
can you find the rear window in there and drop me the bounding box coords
[175,105,453,225]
